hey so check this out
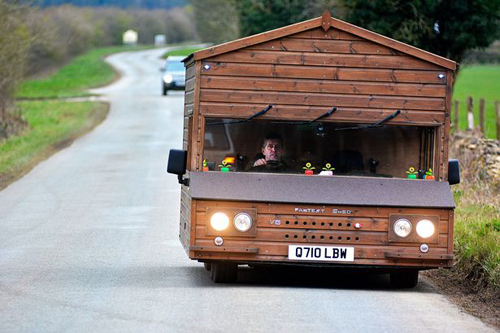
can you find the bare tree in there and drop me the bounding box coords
[0,1,30,126]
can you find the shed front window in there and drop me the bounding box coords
[202,118,436,179]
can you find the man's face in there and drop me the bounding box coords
[262,139,282,162]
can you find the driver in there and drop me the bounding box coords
[249,133,288,171]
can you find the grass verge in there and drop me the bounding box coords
[425,193,500,328]
[16,45,152,99]
[452,65,500,139]
[0,101,109,190]
[425,133,500,327]
[453,193,500,290]
[3,44,155,189]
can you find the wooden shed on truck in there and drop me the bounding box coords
[172,11,458,284]
[182,10,455,176]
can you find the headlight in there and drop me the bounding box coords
[233,212,252,232]
[163,74,173,83]
[210,212,229,231]
[416,219,435,238]
[393,218,412,238]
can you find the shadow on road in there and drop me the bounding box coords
[49,264,434,294]
[187,264,436,293]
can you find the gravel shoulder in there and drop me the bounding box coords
[423,270,500,329]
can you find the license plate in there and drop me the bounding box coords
[288,245,354,262]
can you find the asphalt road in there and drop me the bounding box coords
[0,48,496,333]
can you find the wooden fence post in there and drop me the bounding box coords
[454,100,459,131]
[479,98,485,135]
[496,100,500,140]
[467,96,474,130]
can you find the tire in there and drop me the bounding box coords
[210,262,238,283]
[204,262,211,271]
[390,270,419,288]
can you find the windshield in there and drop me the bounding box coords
[166,60,185,72]
[202,118,436,179]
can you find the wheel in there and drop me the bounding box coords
[210,262,238,283]
[204,262,211,271]
[162,85,168,95]
[390,270,419,288]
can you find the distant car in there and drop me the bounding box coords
[161,56,186,95]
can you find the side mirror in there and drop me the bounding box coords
[448,159,460,185]
[159,67,165,72]
[167,149,189,185]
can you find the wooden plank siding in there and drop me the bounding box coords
[194,212,450,234]
[190,199,453,267]
[247,37,402,55]
[199,104,445,125]
[200,76,446,98]
[179,186,191,255]
[285,27,364,41]
[201,62,446,84]
[198,26,448,125]
[209,50,442,71]
[200,89,445,111]
[195,200,451,219]
[191,241,452,268]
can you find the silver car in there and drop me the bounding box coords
[161,55,186,95]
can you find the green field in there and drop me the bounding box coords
[452,65,500,139]
[0,101,108,188]
[17,45,152,99]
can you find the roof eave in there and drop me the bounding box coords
[193,16,322,61]
[193,12,457,71]
[328,17,456,71]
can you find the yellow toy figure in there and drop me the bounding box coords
[203,159,209,172]
[406,167,418,179]
[303,162,315,175]
[319,163,335,176]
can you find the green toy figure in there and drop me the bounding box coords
[425,168,435,180]
[406,167,418,179]
[218,160,231,173]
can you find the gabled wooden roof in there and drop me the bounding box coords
[192,10,456,71]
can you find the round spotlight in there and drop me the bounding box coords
[210,212,229,231]
[416,220,435,238]
[214,237,224,246]
[393,218,412,238]
[420,244,429,253]
[234,213,253,232]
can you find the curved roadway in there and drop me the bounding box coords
[0,48,496,332]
